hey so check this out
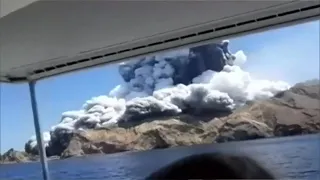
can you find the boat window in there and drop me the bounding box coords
[0,20,319,180]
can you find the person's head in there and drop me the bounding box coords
[145,153,275,179]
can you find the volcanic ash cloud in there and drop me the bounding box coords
[25,41,291,154]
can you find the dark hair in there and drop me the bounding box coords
[145,153,275,179]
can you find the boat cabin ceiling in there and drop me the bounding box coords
[0,0,319,83]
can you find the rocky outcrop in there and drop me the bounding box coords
[60,117,211,158]
[0,148,34,163]
[216,82,320,141]
[0,148,60,164]
[271,83,320,135]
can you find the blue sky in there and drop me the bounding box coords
[0,21,319,153]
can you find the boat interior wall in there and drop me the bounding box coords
[0,0,38,18]
[0,1,319,83]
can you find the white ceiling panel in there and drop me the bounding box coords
[0,0,319,82]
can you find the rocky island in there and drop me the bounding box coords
[37,81,320,159]
[1,41,319,164]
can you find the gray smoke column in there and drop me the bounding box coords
[116,40,235,100]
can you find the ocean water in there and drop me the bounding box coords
[0,134,319,180]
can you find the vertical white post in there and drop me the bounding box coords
[28,81,50,180]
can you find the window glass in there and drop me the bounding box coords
[1,20,319,180]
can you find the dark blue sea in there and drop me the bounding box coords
[1,134,319,180]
